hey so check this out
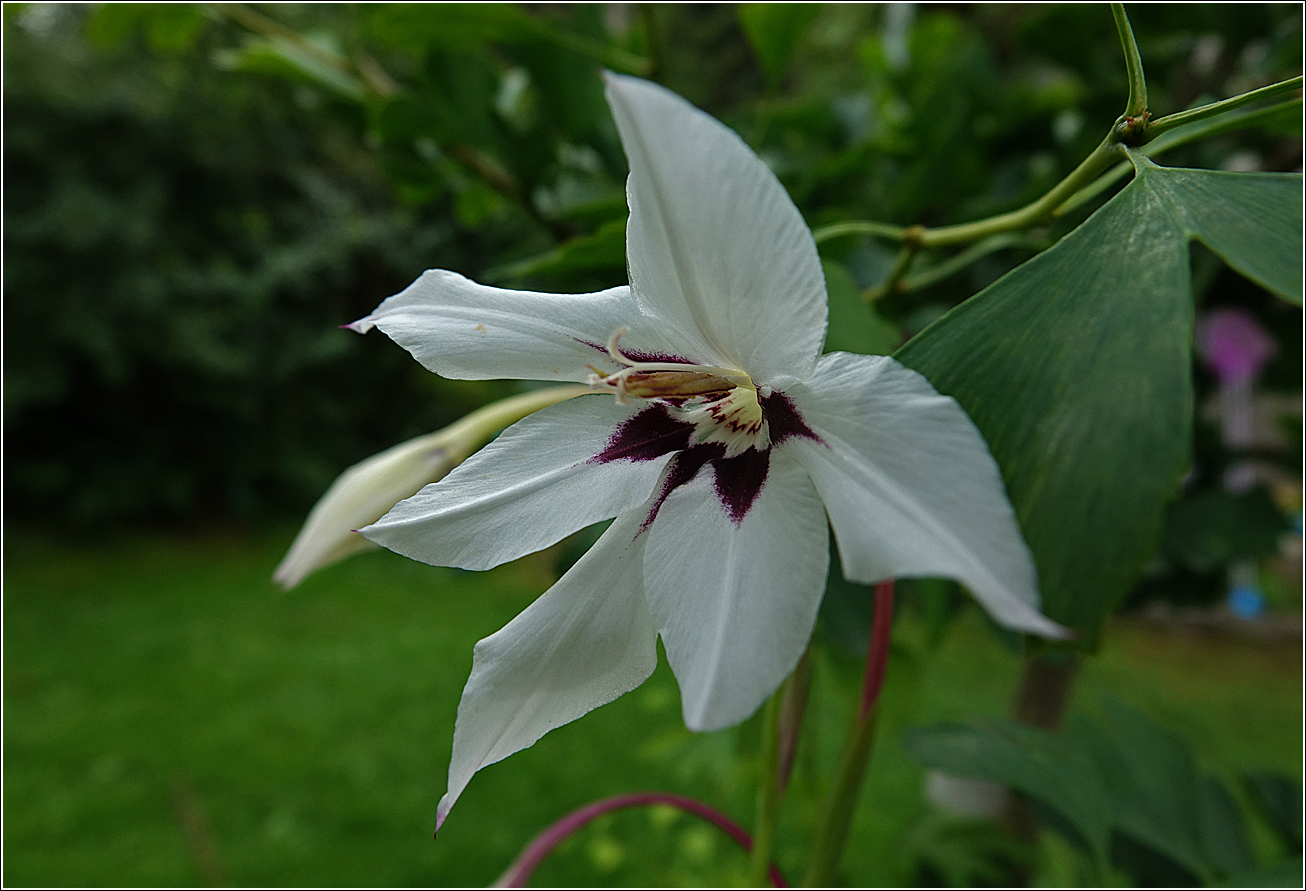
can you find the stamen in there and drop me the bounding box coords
[586,327,772,456]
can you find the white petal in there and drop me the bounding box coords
[785,353,1068,638]
[604,73,828,384]
[643,449,829,731]
[350,269,679,382]
[436,510,657,830]
[362,395,673,570]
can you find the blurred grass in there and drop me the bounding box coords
[3,527,1300,887]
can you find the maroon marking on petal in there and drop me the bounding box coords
[591,405,694,464]
[711,448,771,525]
[641,443,723,531]
[574,338,696,366]
[762,391,821,446]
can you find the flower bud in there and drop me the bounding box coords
[273,385,590,589]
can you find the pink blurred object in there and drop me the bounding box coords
[1197,308,1277,382]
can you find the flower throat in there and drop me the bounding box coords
[588,327,770,458]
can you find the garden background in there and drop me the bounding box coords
[4,3,1302,886]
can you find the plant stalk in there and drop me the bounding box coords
[1112,4,1148,119]
[802,580,895,886]
[495,792,789,887]
[1145,76,1305,141]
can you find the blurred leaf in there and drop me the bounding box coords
[364,3,645,76]
[1133,156,1304,305]
[1220,858,1306,888]
[1199,775,1256,878]
[417,48,504,151]
[1160,487,1290,572]
[214,34,365,100]
[485,217,626,283]
[86,3,207,53]
[896,169,1194,645]
[363,3,532,52]
[1073,697,1238,882]
[738,4,818,90]
[1243,773,1304,852]
[514,32,610,145]
[903,719,1112,862]
[821,261,902,356]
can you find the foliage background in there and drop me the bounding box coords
[3,3,1302,887]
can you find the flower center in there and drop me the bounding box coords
[588,327,772,458]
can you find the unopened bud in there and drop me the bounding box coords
[272,385,590,589]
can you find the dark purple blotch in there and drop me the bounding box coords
[591,391,821,528]
[642,442,723,530]
[712,448,771,525]
[760,390,818,446]
[591,404,693,463]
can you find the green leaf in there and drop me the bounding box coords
[1072,697,1231,882]
[821,261,902,356]
[363,3,533,53]
[1219,858,1306,888]
[1133,155,1304,305]
[896,171,1194,644]
[484,217,627,283]
[897,158,1303,643]
[87,4,207,53]
[1199,775,1256,878]
[903,719,1112,863]
[738,4,819,89]
[1243,772,1303,851]
[214,35,365,101]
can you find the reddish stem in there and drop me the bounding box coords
[494,791,789,887]
[859,580,896,720]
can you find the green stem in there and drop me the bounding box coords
[1111,4,1148,118]
[811,219,910,245]
[802,703,878,887]
[1145,76,1305,141]
[776,650,812,794]
[1055,95,1304,218]
[814,77,1296,253]
[864,244,920,302]
[748,692,784,887]
[916,137,1124,248]
[896,233,1048,296]
[802,580,895,887]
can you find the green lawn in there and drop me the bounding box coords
[4,526,1301,886]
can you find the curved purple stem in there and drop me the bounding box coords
[494,791,789,887]
[859,580,896,720]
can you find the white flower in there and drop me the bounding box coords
[349,73,1066,829]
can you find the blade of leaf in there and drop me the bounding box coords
[1071,698,1213,882]
[738,4,819,90]
[483,217,627,283]
[896,175,1194,644]
[1133,159,1304,305]
[903,720,1112,863]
